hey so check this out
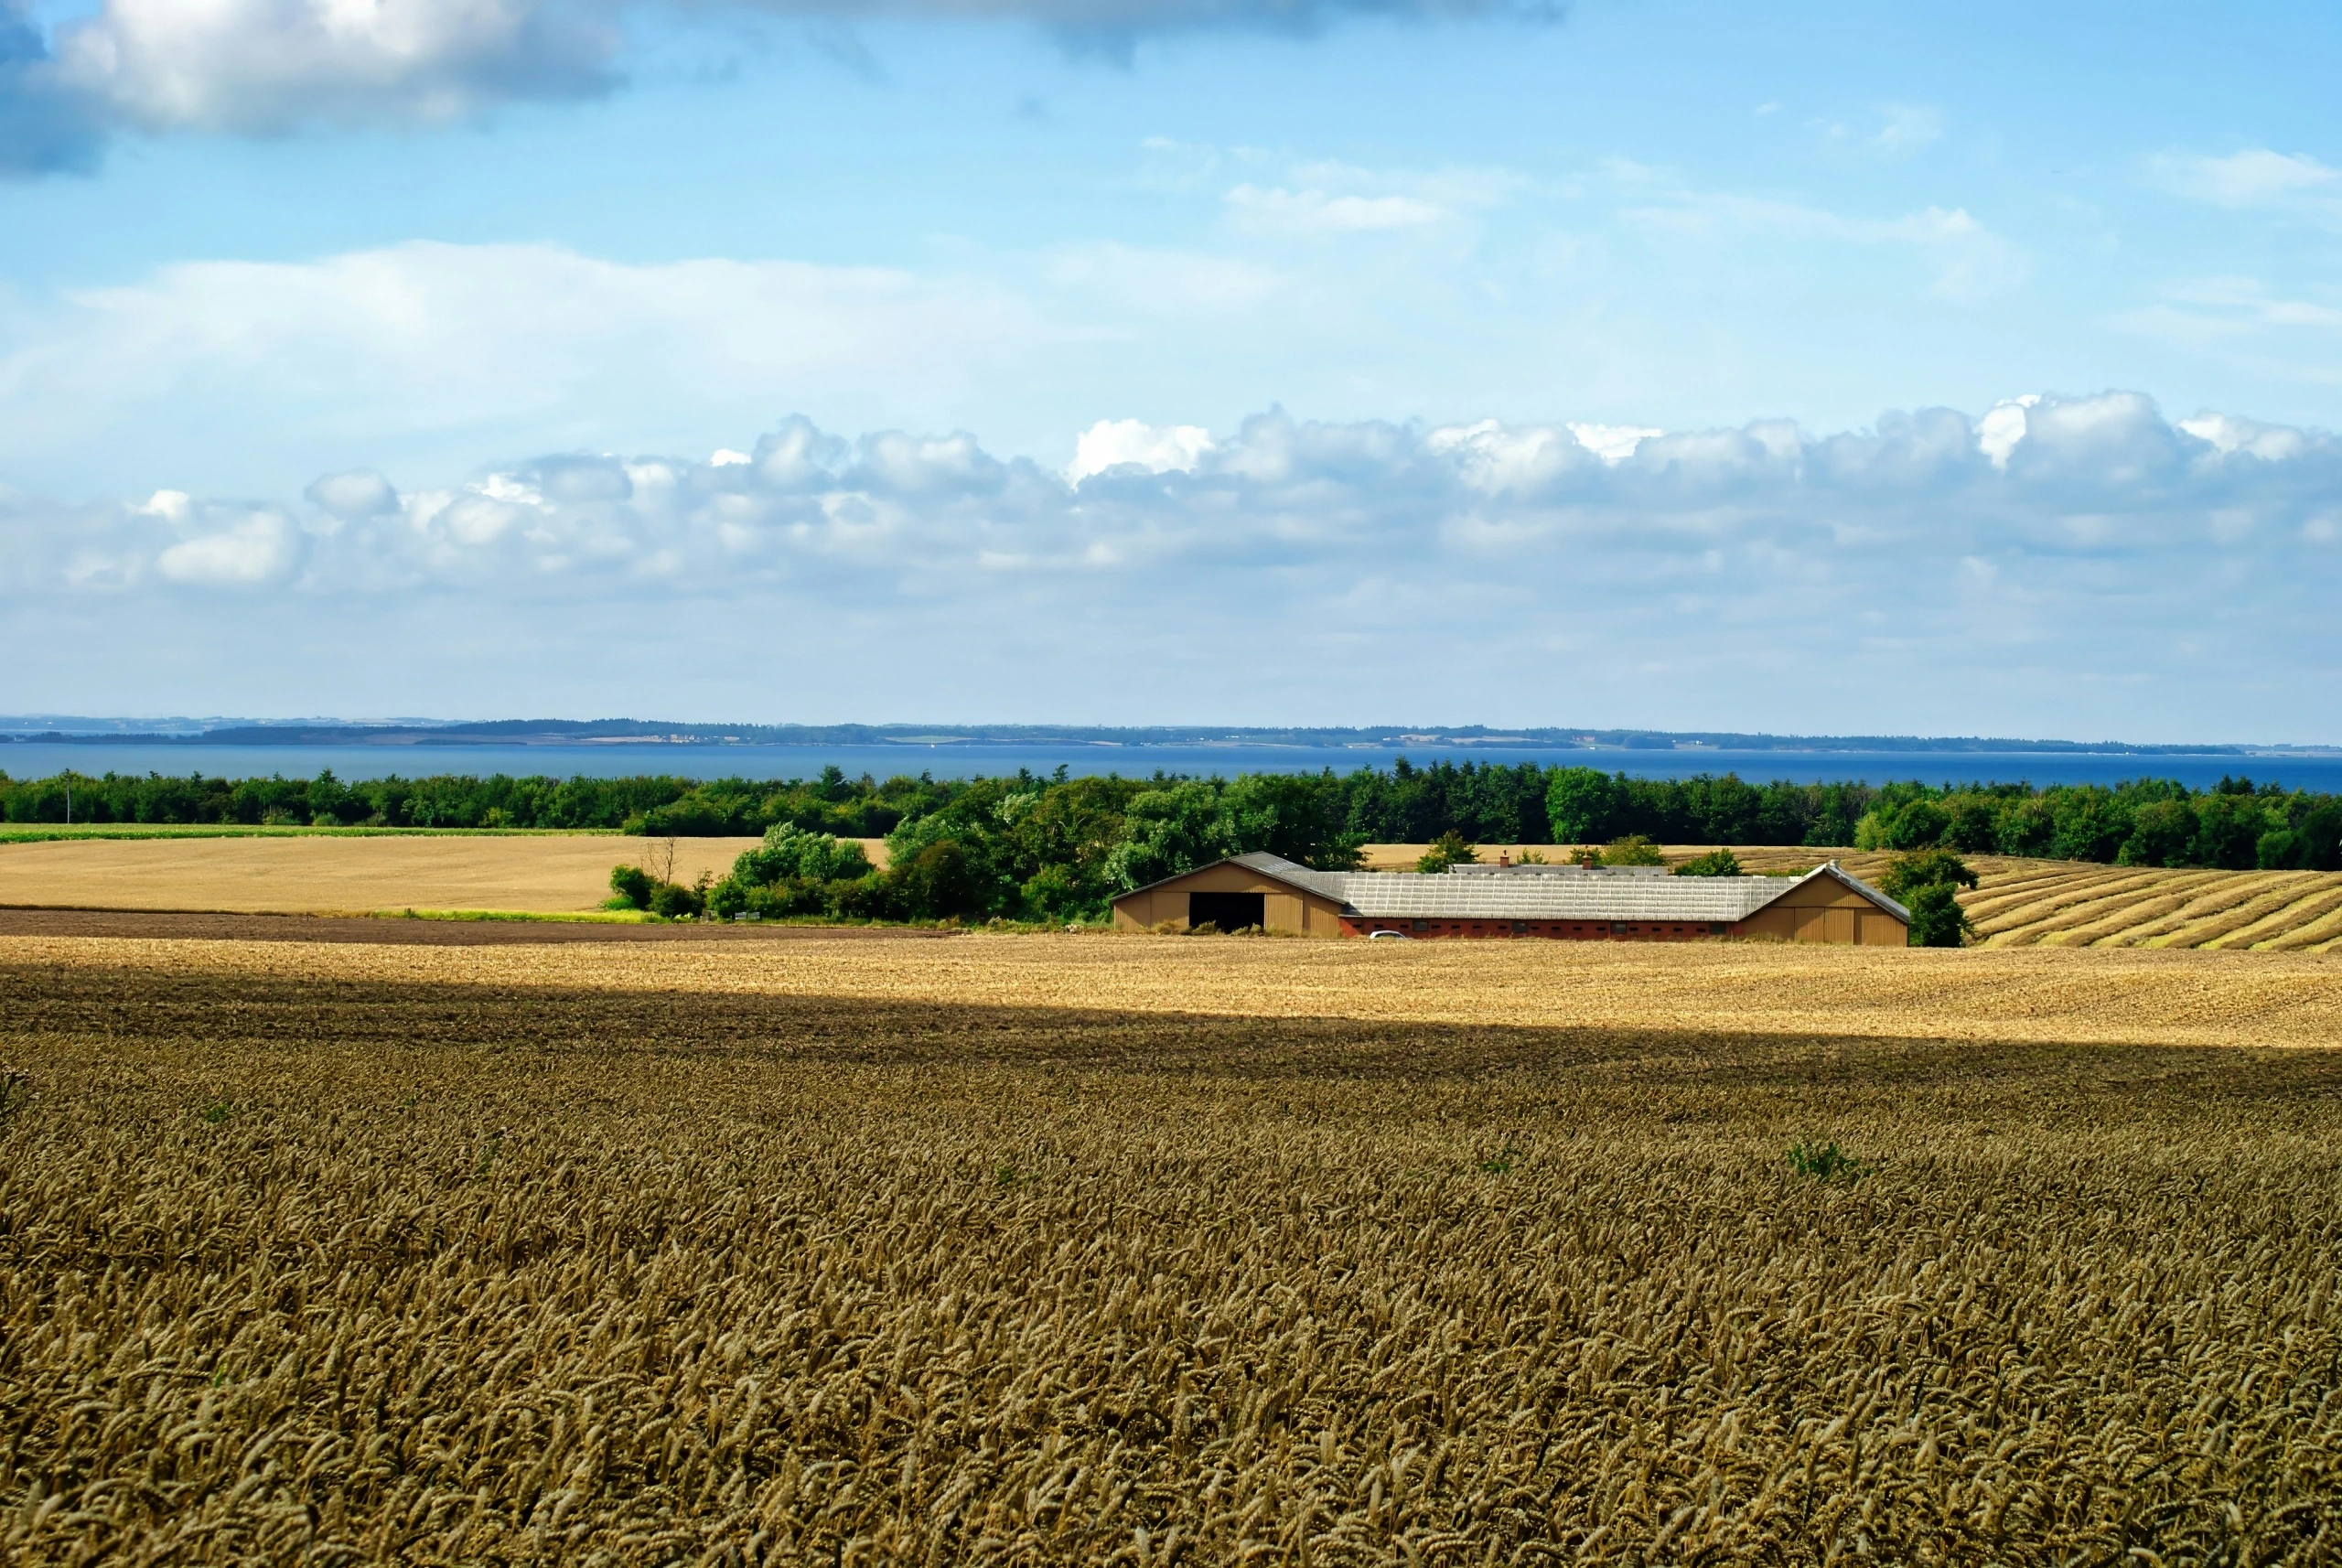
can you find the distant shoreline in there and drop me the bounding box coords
[3,718,2329,756]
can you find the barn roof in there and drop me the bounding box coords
[1149,852,1910,924]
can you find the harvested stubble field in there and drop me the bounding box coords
[0,835,771,917]
[5,931,2342,1565]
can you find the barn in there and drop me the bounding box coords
[1110,853,1910,944]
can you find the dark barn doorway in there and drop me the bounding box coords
[1188,892,1266,931]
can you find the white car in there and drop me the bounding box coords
[1367,929,1414,940]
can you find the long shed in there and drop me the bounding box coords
[1111,853,1909,945]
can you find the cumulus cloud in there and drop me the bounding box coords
[6,392,2340,736]
[0,0,618,171]
[1067,418,1215,480]
[0,0,1551,170]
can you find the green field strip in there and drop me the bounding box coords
[2201,879,2342,950]
[2142,874,2315,949]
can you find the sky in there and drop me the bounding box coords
[1,0,2338,740]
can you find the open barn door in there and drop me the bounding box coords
[1188,892,1266,931]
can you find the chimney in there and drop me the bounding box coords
[1499,851,1511,868]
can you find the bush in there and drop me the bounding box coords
[608,865,655,910]
[1878,848,1980,901]
[1906,883,1972,948]
[1673,848,1742,877]
[1597,834,1666,867]
[1416,831,1479,874]
[893,840,981,921]
[648,881,703,919]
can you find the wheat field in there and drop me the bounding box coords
[4,929,2341,1563]
[0,834,769,915]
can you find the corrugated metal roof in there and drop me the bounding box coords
[1219,850,1908,924]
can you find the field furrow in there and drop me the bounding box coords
[2021,876,2236,947]
[2081,875,2310,949]
[2200,883,2342,950]
[1962,868,2122,924]
[1972,871,2180,944]
[2258,897,2342,952]
[2006,874,2236,947]
[2143,874,2321,948]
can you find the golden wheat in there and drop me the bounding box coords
[3,932,2341,1563]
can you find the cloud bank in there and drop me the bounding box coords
[0,0,1547,171]
[5,393,2338,736]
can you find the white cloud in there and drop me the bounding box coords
[1872,102,1942,155]
[1565,422,1661,465]
[1068,418,1214,481]
[2156,148,2342,217]
[154,510,300,585]
[1975,393,2038,468]
[0,240,1063,492]
[6,394,2340,734]
[0,0,1556,170]
[1224,183,1449,235]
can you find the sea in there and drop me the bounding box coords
[5,741,2338,793]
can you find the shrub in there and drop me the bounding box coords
[1878,848,1979,901]
[893,841,981,921]
[1598,835,1665,867]
[1416,831,1480,874]
[1787,1140,1868,1181]
[1906,883,1972,948]
[608,865,655,910]
[648,881,703,919]
[1673,848,1743,877]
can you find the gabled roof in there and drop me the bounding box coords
[1118,852,1909,925]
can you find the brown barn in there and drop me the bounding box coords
[1111,852,1909,945]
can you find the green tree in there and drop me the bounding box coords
[1102,781,1240,891]
[1673,847,1743,876]
[1906,883,1973,947]
[608,865,654,910]
[1878,848,1980,901]
[1598,834,1666,866]
[1416,831,1479,873]
[1545,768,1625,846]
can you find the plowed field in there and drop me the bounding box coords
[3,929,2340,1563]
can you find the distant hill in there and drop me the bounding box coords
[0,717,2293,755]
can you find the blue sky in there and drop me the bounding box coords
[2,0,2339,738]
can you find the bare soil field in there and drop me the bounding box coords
[2,929,2337,1563]
[0,833,770,915]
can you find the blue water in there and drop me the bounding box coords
[3,741,2337,792]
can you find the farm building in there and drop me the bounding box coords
[1111,853,1910,944]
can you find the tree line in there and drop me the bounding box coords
[9,761,2340,928]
